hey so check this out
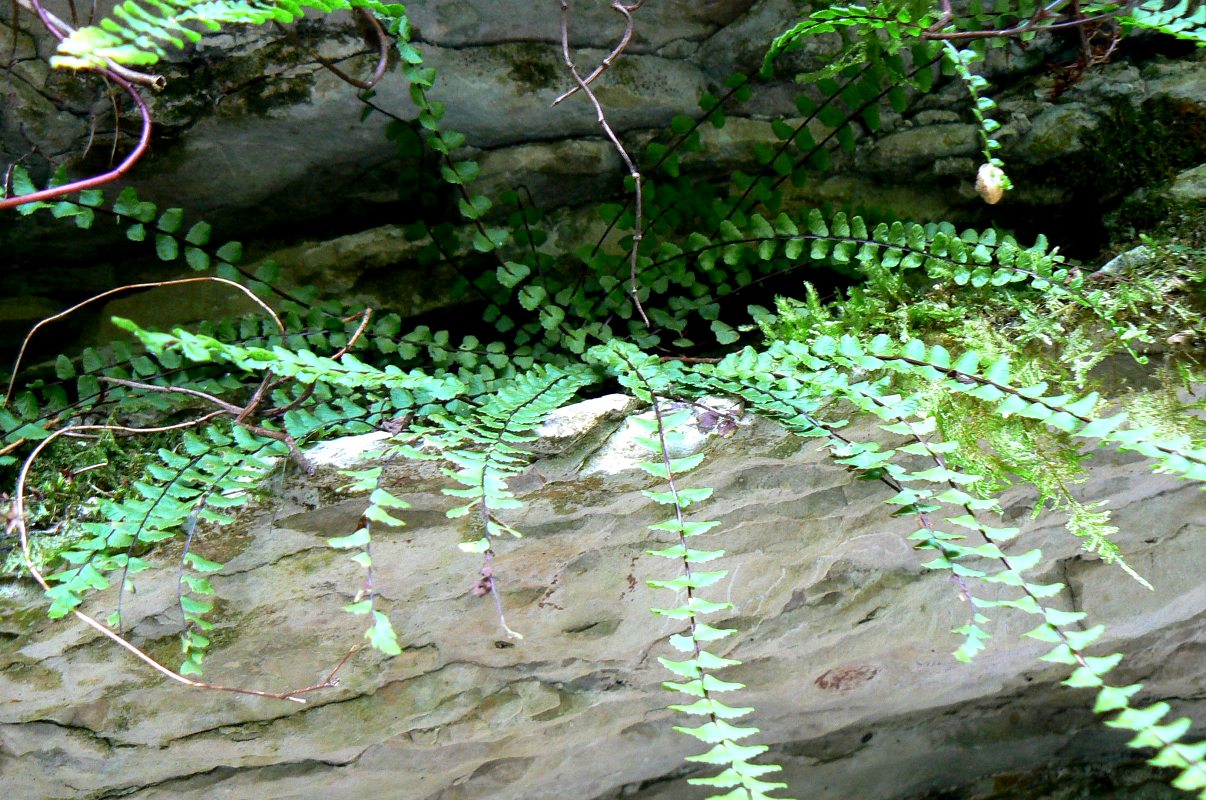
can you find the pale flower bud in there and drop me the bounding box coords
[976,163,1006,205]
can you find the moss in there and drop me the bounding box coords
[1047,96,1206,205]
[534,475,609,518]
[1,529,85,576]
[0,595,49,653]
[502,43,561,92]
[154,38,320,126]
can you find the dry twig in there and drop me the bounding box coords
[557,0,649,326]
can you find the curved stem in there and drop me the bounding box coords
[6,276,283,405]
[559,0,648,327]
[11,422,346,703]
[0,69,152,210]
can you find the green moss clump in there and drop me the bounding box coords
[503,43,561,92]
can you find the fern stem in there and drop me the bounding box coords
[0,68,152,210]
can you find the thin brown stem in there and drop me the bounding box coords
[11,421,343,704]
[275,9,391,91]
[551,0,638,107]
[5,277,282,405]
[559,0,648,327]
[98,376,245,415]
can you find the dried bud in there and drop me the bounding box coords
[976,163,1007,205]
[471,583,489,597]
[480,565,493,578]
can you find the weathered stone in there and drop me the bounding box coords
[1,395,1202,799]
[867,124,981,178]
[0,0,780,235]
[1168,162,1206,205]
[4,3,1206,287]
[1091,245,1155,280]
[1012,104,1100,165]
[407,0,758,53]
[473,139,625,209]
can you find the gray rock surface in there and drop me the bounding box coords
[5,2,1202,240]
[1,396,1202,799]
[1169,163,1206,205]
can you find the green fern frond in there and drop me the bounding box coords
[51,0,408,70]
[592,342,791,800]
[1122,0,1206,45]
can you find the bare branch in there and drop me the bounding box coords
[0,68,152,210]
[551,0,642,107]
[98,376,246,415]
[6,276,283,406]
[558,0,649,326]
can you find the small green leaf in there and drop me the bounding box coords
[155,234,179,261]
[157,207,184,233]
[329,528,371,549]
[367,610,402,656]
[183,553,223,573]
[498,261,531,288]
[54,354,76,380]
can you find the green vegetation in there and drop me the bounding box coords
[3,0,1206,797]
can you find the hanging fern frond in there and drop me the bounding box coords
[591,342,792,800]
[413,363,593,548]
[50,0,409,70]
[334,466,408,656]
[389,363,593,637]
[1121,0,1206,45]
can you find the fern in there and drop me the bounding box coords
[1122,0,1206,45]
[593,342,791,800]
[6,2,1206,797]
[50,0,408,70]
[335,466,408,656]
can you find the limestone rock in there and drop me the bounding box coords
[1,396,1202,799]
[1012,105,1100,165]
[1169,163,1206,205]
[867,124,981,179]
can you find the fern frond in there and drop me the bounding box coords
[592,341,792,800]
[1122,0,1206,45]
[51,0,409,70]
[388,363,591,637]
[424,363,592,538]
[334,467,407,656]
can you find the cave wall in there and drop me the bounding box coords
[2,0,1203,264]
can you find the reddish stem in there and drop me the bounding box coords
[0,69,151,211]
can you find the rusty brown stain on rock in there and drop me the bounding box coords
[815,664,880,692]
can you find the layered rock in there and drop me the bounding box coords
[1,396,1202,799]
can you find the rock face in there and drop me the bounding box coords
[2,0,1205,350]
[1,397,1203,799]
[3,1,1204,250]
